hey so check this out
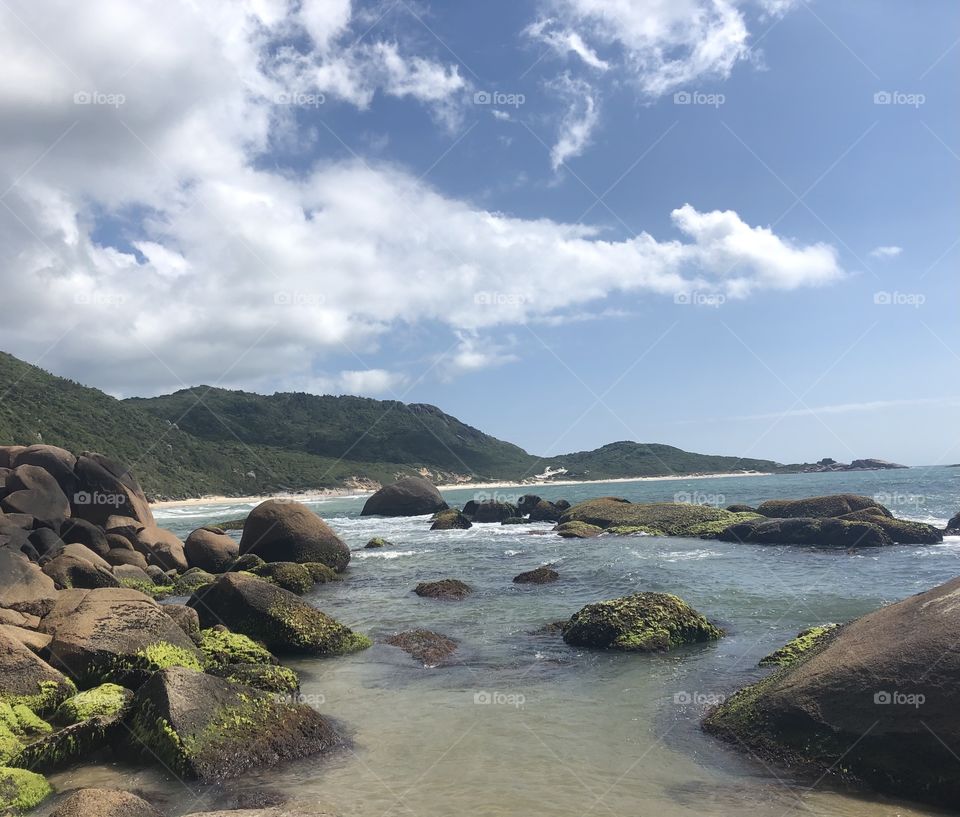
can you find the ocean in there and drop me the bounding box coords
[47,467,960,816]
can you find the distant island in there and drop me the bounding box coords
[0,351,908,500]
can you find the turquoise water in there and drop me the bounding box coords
[45,468,960,816]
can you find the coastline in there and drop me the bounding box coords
[148,470,772,509]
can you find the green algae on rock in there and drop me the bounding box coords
[758,624,840,667]
[195,628,277,667]
[413,579,472,600]
[429,509,472,530]
[0,766,51,813]
[53,683,133,725]
[206,663,300,695]
[251,562,315,595]
[560,499,759,537]
[555,521,603,538]
[562,593,724,651]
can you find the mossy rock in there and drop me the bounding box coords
[756,494,891,519]
[206,663,300,695]
[759,624,840,667]
[53,683,132,725]
[555,521,603,539]
[128,667,340,781]
[385,630,458,666]
[560,499,757,537]
[0,766,51,813]
[562,593,724,651]
[414,579,472,600]
[429,510,472,530]
[230,553,266,572]
[173,568,216,595]
[836,509,942,544]
[216,517,248,532]
[0,630,76,715]
[189,573,371,656]
[195,628,277,667]
[0,701,51,764]
[500,517,528,525]
[251,562,314,595]
[364,537,391,548]
[12,713,120,772]
[513,566,559,584]
[718,517,891,548]
[118,578,175,599]
[303,562,341,583]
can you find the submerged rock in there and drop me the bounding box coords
[560,499,757,537]
[386,630,458,665]
[717,517,891,548]
[414,579,472,600]
[239,500,350,572]
[361,477,448,517]
[129,667,341,781]
[49,788,162,817]
[364,537,391,548]
[513,566,559,584]
[562,593,723,651]
[758,624,839,667]
[703,574,960,808]
[189,573,370,655]
[429,509,472,530]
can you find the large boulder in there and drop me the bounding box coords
[40,588,204,686]
[129,667,341,780]
[562,593,723,651]
[50,788,162,817]
[0,464,71,530]
[188,573,370,655]
[429,509,472,530]
[528,500,564,522]
[948,511,960,534]
[462,500,517,523]
[756,494,891,519]
[12,445,78,500]
[703,575,960,809]
[836,509,942,544]
[0,550,58,616]
[185,527,239,573]
[717,517,891,548]
[560,498,758,537]
[71,453,154,528]
[42,553,119,590]
[0,630,75,713]
[238,501,349,572]
[134,526,188,572]
[27,528,66,559]
[360,477,448,517]
[59,518,110,557]
[414,579,472,600]
[513,566,559,584]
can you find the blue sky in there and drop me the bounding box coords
[0,0,957,466]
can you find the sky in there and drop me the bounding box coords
[0,0,957,466]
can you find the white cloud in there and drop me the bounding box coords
[0,0,844,395]
[869,245,903,259]
[549,75,600,169]
[526,19,610,70]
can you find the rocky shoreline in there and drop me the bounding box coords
[0,451,958,814]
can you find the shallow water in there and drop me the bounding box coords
[45,467,960,816]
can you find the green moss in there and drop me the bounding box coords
[119,577,175,599]
[562,500,756,538]
[195,629,276,667]
[0,766,52,812]
[136,642,205,672]
[303,562,341,583]
[265,597,371,655]
[555,521,603,538]
[563,592,724,651]
[759,624,840,667]
[10,706,50,736]
[173,570,216,595]
[208,664,300,695]
[252,563,314,595]
[53,684,132,725]
[365,537,390,548]
[0,679,76,717]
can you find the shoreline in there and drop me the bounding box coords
[148,470,772,509]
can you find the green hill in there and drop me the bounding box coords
[0,350,790,499]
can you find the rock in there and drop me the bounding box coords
[555,499,571,511]
[947,511,960,534]
[188,573,370,655]
[500,517,528,525]
[758,624,840,667]
[0,610,38,630]
[174,568,216,595]
[129,667,341,780]
[836,509,942,544]
[364,537,391,548]
[185,527,239,573]
[555,521,602,539]
[463,500,517,523]
[194,628,277,667]
[717,517,892,548]
[303,563,340,584]
[414,579,472,600]
[0,448,25,469]
[112,564,154,585]
[703,574,960,808]
[162,604,200,636]
[55,542,113,570]
[28,528,66,559]
[513,566,559,584]
[0,625,51,653]
[0,550,58,616]
[560,498,758,536]
[0,630,75,713]
[43,553,120,590]
[360,476,448,517]
[205,663,300,695]
[104,533,134,551]
[251,562,314,595]
[134,526,188,572]
[562,592,724,651]
[238,500,350,572]
[40,587,204,686]
[386,630,458,665]
[0,767,52,813]
[1,465,71,530]
[756,494,891,519]
[229,553,265,572]
[49,788,161,817]
[517,495,542,516]
[12,446,78,500]
[53,683,133,725]
[725,504,757,513]
[144,565,169,585]
[528,500,563,522]
[71,453,154,528]
[105,549,149,569]
[429,509,472,530]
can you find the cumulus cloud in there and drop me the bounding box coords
[0,0,843,396]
